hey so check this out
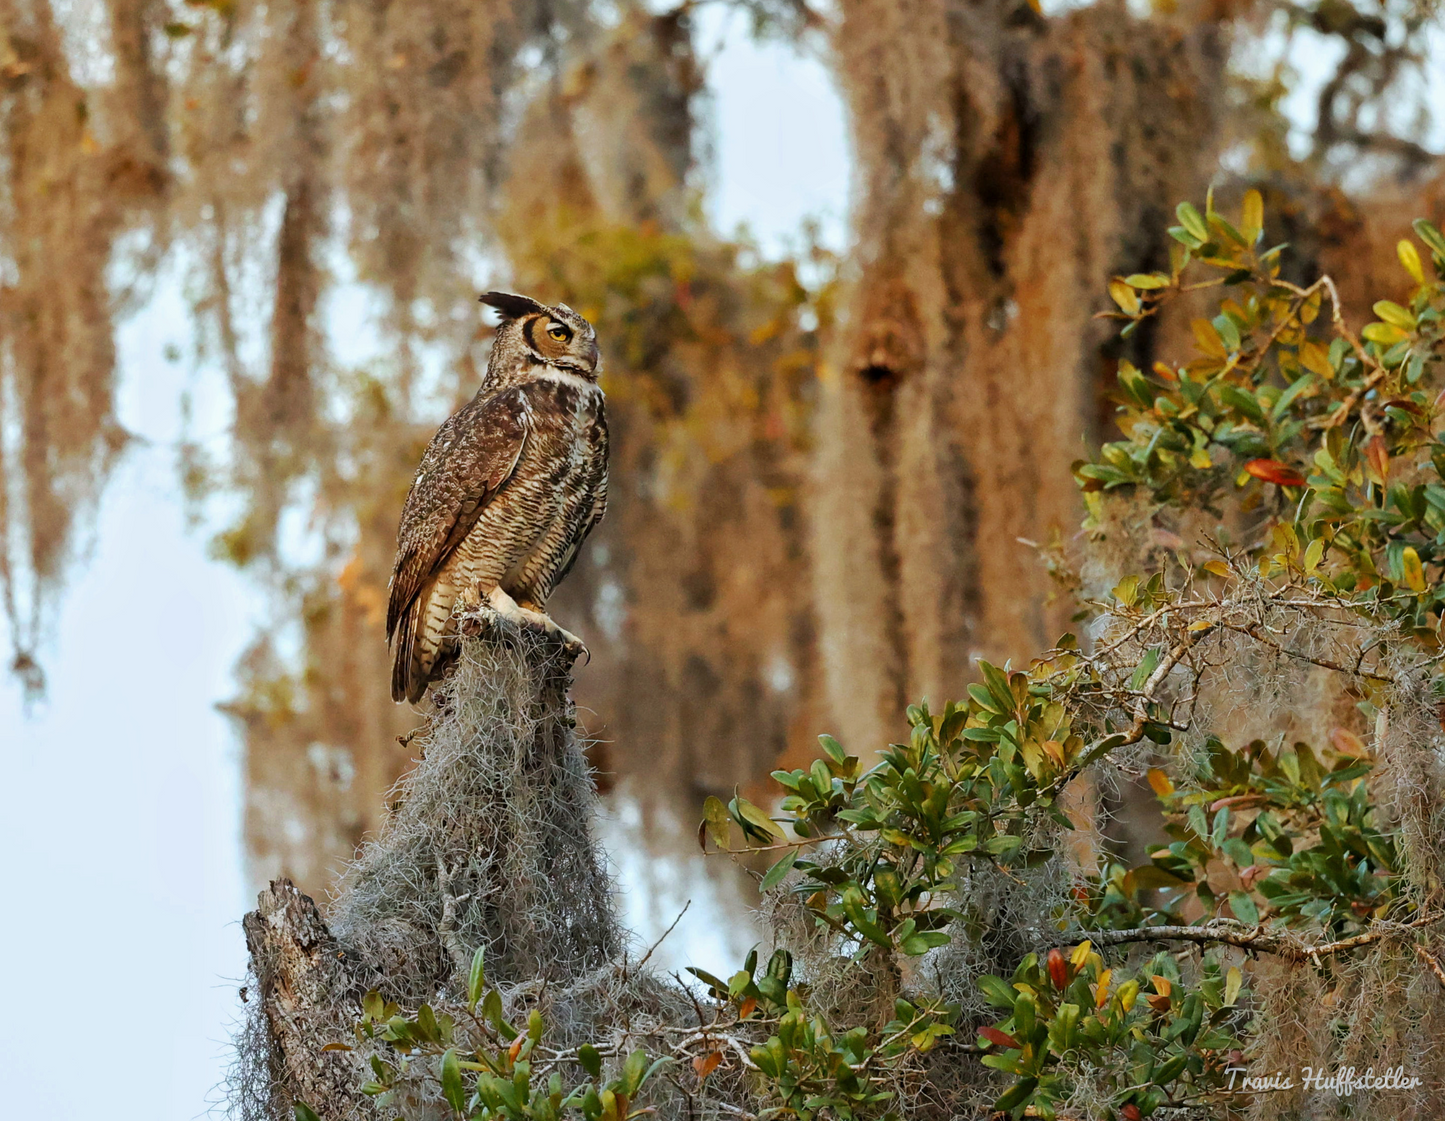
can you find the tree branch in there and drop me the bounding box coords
[1049,917,1439,963]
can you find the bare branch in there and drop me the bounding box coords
[1049,917,1440,963]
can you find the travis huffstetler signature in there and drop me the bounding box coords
[1224,1066,1424,1096]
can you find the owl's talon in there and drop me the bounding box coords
[556,628,588,661]
[529,613,587,659]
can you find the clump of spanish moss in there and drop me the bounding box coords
[328,626,621,1000]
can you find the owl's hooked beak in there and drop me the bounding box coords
[586,337,600,372]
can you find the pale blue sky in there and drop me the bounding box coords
[0,17,850,1119]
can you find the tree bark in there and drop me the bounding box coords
[242,880,373,1119]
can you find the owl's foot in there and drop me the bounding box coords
[485,587,588,659]
[483,585,530,628]
[520,609,588,660]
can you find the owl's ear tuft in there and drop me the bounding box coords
[479,291,547,320]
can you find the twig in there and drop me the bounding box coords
[718,834,848,855]
[628,901,691,980]
[1416,945,1445,990]
[1050,916,1439,963]
[1217,620,1393,683]
[436,857,474,976]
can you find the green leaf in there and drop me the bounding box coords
[1211,806,1230,848]
[1220,384,1264,422]
[980,661,1016,711]
[977,974,1019,1008]
[992,1076,1039,1114]
[641,1056,673,1090]
[623,1049,648,1096]
[293,1106,322,1121]
[1155,1052,1188,1084]
[1222,837,1254,869]
[579,1043,603,1079]
[1373,300,1417,330]
[810,758,834,798]
[1129,646,1162,690]
[750,1037,786,1079]
[467,945,487,1009]
[1228,891,1259,926]
[819,734,847,766]
[1177,201,1208,242]
[968,682,1003,713]
[1047,1003,1080,1054]
[483,990,515,1039]
[900,930,951,956]
[1212,313,1240,352]
[441,1049,466,1114]
[1413,218,1445,259]
[730,795,785,841]
[1271,372,1314,421]
[760,849,799,893]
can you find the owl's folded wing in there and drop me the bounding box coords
[385,387,531,642]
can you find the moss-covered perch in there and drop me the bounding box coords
[236,611,653,1118]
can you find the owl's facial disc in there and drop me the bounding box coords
[524,311,600,376]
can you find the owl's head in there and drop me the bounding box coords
[480,291,601,379]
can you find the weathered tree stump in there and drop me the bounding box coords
[241,881,374,1118]
[237,613,621,1119]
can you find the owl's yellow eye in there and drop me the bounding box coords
[547,323,572,342]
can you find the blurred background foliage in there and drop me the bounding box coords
[1,0,1443,898]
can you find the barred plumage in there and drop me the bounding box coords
[386,293,608,703]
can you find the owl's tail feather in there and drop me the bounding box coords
[391,593,423,704]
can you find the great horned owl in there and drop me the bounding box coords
[386,292,608,703]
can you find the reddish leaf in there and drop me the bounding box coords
[509,1037,524,1063]
[1239,864,1268,889]
[1365,436,1390,484]
[1146,993,1172,1013]
[1122,1106,1143,1121]
[321,1042,353,1052]
[1330,727,1369,758]
[1244,458,1305,487]
[1047,948,1069,990]
[1209,793,1265,812]
[737,996,758,1020]
[693,1050,723,1080]
[979,1025,1022,1050]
